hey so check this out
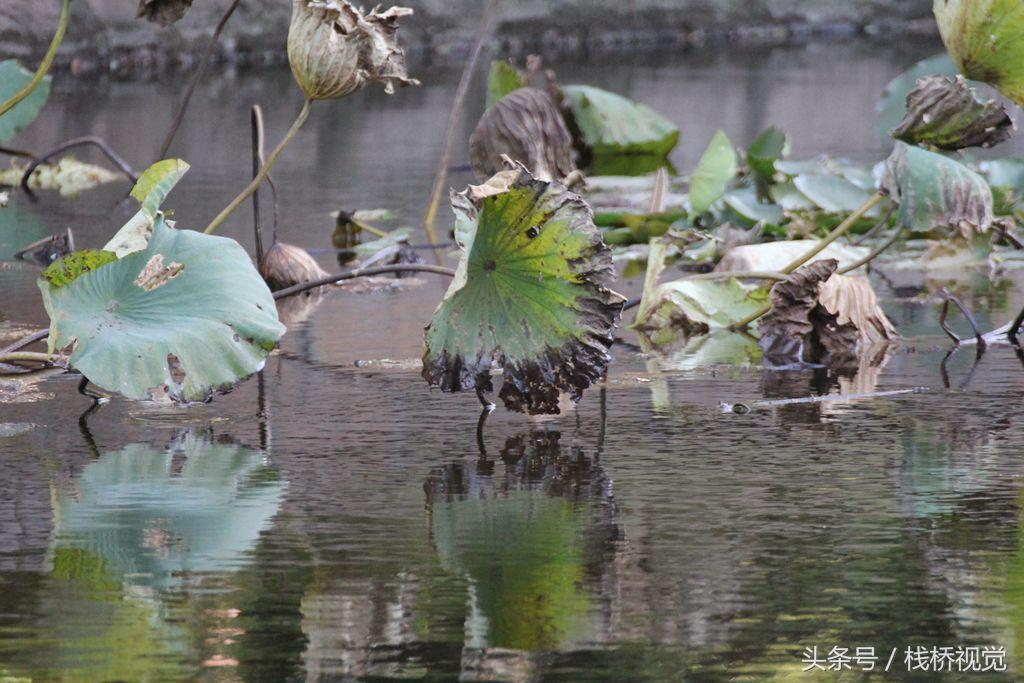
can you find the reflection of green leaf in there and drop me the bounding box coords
[689,130,737,215]
[876,53,958,139]
[747,126,788,182]
[54,431,285,587]
[422,167,623,414]
[40,217,285,403]
[881,141,993,233]
[935,0,1024,107]
[0,60,51,142]
[485,60,525,108]
[432,493,593,650]
[561,84,679,158]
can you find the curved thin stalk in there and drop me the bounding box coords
[205,98,313,234]
[0,0,70,119]
[157,0,242,159]
[0,329,48,356]
[20,136,137,194]
[779,192,885,275]
[684,270,788,282]
[729,191,885,331]
[251,104,266,264]
[838,226,905,275]
[421,0,502,258]
[272,264,455,300]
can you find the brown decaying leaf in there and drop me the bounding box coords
[259,242,329,292]
[288,0,419,100]
[758,259,897,366]
[469,88,577,183]
[892,75,1014,150]
[137,0,194,27]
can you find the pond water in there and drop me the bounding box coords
[3,40,1024,681]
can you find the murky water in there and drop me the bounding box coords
[2,41,1024,680]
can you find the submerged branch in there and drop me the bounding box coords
[205,98,313,234]
[157,0,242,159]
[0,351,64,368]
[20,136,138,194]
[272,264,456,300]
[938,287,987,350]
[0,0,69,119]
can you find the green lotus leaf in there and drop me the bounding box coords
[40,217,285,403]
[880,141,994,234]
[104,159,189,257]
[486,60,526,108]
[723,186,785,225]
[935,0,1024,107]
[876,53,959,139]
[0,60,51,142]
[793,173,877,213]
[422,166,624,414]
[560,84,680,158]
[892,75,1013,150]
[689,130,737,215]
[747,126,789,182]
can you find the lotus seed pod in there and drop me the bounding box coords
[259,241,328,292]
[287,0,419,100]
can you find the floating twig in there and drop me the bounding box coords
[271,263,456,300]
[721,387,927,413]
[20,136,137,196]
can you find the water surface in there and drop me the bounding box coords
[2,41,1024,681]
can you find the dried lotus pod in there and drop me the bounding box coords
[259,242,329,292]
[469,88,576,183]
[137,0,193,26]
[288,0,419,100]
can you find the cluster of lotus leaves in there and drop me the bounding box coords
[39,160,286,403]
[422,165,625,415]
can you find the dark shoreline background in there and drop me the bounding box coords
[2,0,937,79]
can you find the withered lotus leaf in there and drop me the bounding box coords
[422,164,624,414]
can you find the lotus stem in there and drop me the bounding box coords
[157,0,242,159]
[205,98,313,235]
[780,192,885,275]
[838,226,905,275]
[685,270,789,282]
[272,264,455,300]
[251,104,267,264]
[0,0,70,119]
[729,191,885,331]
[421,0,502,257]
[0,351,63,367]
[0,329,49,356]
[1009,305,1024,347]
[938,287,986,350]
